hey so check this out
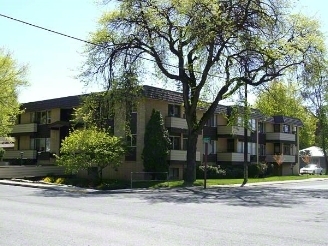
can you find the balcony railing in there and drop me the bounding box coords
[165,117,188,129]
[266,132,296,142]
[217,152,250,162]
[265,155,295,163]
[168,150,200,161]
[217,126,250,136]
[3,150,37,159]
[11,123,37,134]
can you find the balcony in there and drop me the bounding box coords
[266,132,296,142]
[168,150,201,161]
[265,155,296,163]
[3,150,37,159]
[165,117,188,130]
[11,123,37,134]
[217,152,250,162]
[217,126,250,137]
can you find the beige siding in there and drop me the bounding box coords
[145,98,170,121]
[265,123,274,132]
[51,108,61,122]
[20,136,31,149]
[50,130,60,155]
[20,112,31,124]
[217,113,227,125]
[217,138,227,153]
[266,143,274,155]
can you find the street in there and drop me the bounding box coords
[1,180,328,246]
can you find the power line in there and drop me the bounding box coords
[0,13,220,78]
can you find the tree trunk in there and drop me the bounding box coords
[184,132,198,184]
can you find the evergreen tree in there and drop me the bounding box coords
[142,109,171,179]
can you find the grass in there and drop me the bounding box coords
[136,175,328,188]
[40,175,328,190]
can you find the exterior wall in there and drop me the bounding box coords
[20,136,31,150]
[51,108,61,122]
[217,114,227,125]
[217,138,227,153]
[20,112,31,124]
[265,122,274,132]
[50,130,60,155]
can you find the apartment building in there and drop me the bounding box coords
[4,85,302,179]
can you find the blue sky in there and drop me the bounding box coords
[1,0,328,103]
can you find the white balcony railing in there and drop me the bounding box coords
[217,126,250,136]
[217,152,250,162]
[266,132,296,142]
[165,117,188,129]
[168,150,201,161]
[11,123,37,134]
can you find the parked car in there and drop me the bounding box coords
[300,164,323,175]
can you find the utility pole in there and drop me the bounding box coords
[243,83,248,186]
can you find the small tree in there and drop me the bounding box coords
[273,154,284,175]
[56,128,126,180]
[142,109,171,180]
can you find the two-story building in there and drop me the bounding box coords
[3,85,302,179]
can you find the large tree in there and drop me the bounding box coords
[254,81,317,149]
[82,0,323,183]
[300,57,328,174]
[142,109,171,179]
[0,49,27,136]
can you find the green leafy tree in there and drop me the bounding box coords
[82,0,323,183]
[0,49,27,136]
[254,81,316,149]
[142,109,171,179]
[301,57,328,174]
[56,128,126,180]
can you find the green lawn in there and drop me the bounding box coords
[141,175,328,188]
[41,174,328,190]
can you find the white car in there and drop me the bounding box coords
[300,164,323,175]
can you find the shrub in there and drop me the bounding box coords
[248,163,268,178]
[55,177,66,184]
[197,165,226,179]
[43,176,55,183]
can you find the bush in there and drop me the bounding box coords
[43,176,55,183]
[55,177,66,184]
[248,163,268,178]
[196,165,226,179]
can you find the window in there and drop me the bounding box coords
[32,110,51,124]
[30,138,50,152]
[204,115,216,127]
[248,119,256,131]
[283,124,290,133]
[237,141,243,153]
[283,144,291,155]
[203,140,216,154]
[248,142,256,155]
[259,144,266,156]
[274,143,281,154]
[127,134,137,147]
[227,139,235,152]
[170,136,181,150]
[168,104,180,117]
[274,124,280,133]
[183,135,188,150]
[258,122,265,133]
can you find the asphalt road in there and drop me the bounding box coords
[1,180,328,246]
